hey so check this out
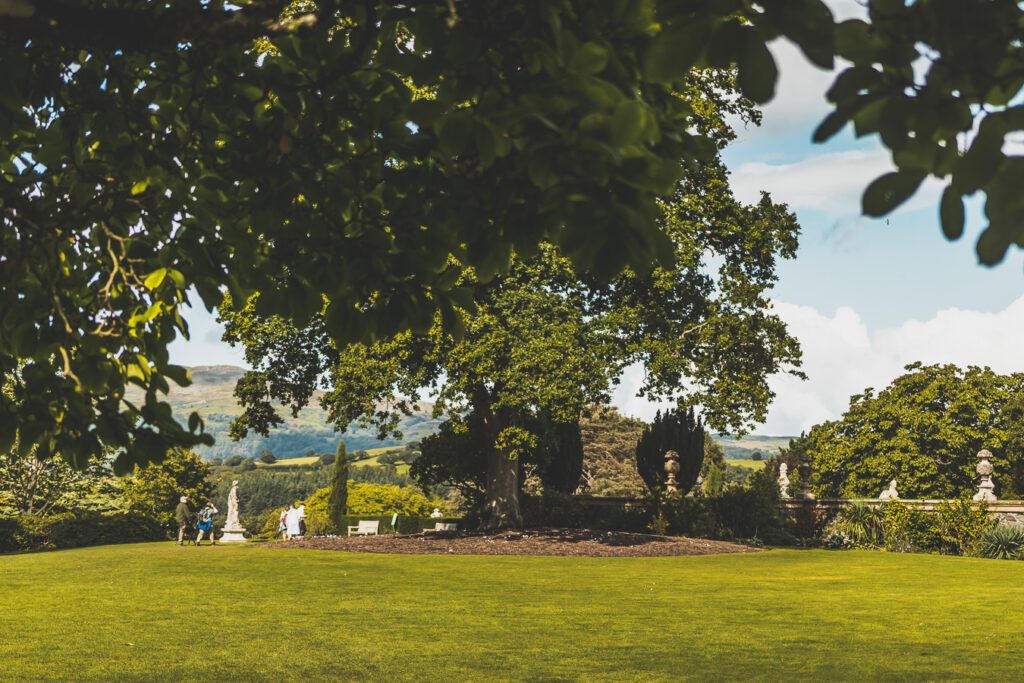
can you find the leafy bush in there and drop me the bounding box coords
[880,502,942,553]
[935,499,996,556]
[635,468,792,544]
[0,511,165,552]
[977,525,1024,560]
[346,483,439,516]
[838,502,884,547]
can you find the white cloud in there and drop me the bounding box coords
[613,295,1024,436]
[730,147,943,218]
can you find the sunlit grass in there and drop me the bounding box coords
[3,543,1023,680]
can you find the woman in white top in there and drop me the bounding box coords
[285,502,305,538]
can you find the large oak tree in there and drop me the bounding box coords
[7,0,1024,477]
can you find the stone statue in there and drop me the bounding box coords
[778,462,791,499]
[974,449,997,502]
[664,450,680,495]
[879,479,899,500]
[219,479,247,543]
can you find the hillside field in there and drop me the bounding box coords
[4,543,1024,680]
[128,366,441,461]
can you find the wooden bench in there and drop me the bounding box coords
[423,522,457,532]
[347,520,380,536]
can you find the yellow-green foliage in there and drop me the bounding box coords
[303,488,332,536]
[346,483,437,516]
[298,483,442,535]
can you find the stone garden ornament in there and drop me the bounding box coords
[778,463,791,499]
[219,479,247,543]
[664,450,680,495]
[974,449,997,502]
[879,480,899,500]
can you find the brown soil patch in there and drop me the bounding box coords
[273,527,764,557]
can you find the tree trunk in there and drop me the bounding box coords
[472,385,523,529]
[485,443,522,529]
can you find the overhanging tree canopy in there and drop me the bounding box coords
[0,0,834,472]
[8,0,1023,475]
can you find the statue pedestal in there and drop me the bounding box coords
[219,526,247,543]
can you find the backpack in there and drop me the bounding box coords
[197,507,213,523]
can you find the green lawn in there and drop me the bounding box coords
[725,458,768,471]
[3,543,1023,681]
[257,455,320,467]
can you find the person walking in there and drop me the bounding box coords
[195,501,218,546]
[285,502,305,539]
[175,496,192,546]
[279,506,289,540]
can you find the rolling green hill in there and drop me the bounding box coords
[133,366,442,461]
[712,435,795,460]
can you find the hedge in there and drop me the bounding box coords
[0,511,166,553]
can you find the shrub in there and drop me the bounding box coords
[0,511,165,552]
[224,455,243,467]
[638,467,792,544]
[346,483,438,516]
[977,525,1024,560]
[838,501,884,547]
[935,499,996,556]
[880,502,941,553]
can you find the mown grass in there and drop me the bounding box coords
[3,543,1023,681]
[725,458,768,471]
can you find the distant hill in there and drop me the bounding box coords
[131,365,442,461]
[711,435,795,460]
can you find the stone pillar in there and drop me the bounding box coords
[797,453,815,500]
[664,450,680,495]
[974,449,997,502]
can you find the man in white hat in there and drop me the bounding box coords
[174,496,193,546]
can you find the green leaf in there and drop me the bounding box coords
[643,19,713,84]
[571,42,609,76]
[144,268,167,290]
[813,108,851,143]
[130,180,149,195]
[736,34,778,104]
[862,170,927,217]
[976,224,1012,266]
[610,100,645,147]
[940,186,965,241]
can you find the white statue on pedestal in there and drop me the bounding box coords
[778,463,791,499]
[219,479,247,543]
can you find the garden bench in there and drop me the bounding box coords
[347,520,380,536]
[424,522,457,532]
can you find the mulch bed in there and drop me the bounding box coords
[273,527,765,557]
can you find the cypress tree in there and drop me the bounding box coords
[328,439,348,532]
[634,408,705,496]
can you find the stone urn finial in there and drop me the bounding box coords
[797,452,815,500]
[974,449,997,502]
[664,450,680,495]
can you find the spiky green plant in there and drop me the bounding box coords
[839,501,884,547]
[977,525,1024,560]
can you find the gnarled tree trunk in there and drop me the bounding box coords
[473,385,523,529]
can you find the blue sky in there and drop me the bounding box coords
[170,0,1024,436]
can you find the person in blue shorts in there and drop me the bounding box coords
[196,501,218,546]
